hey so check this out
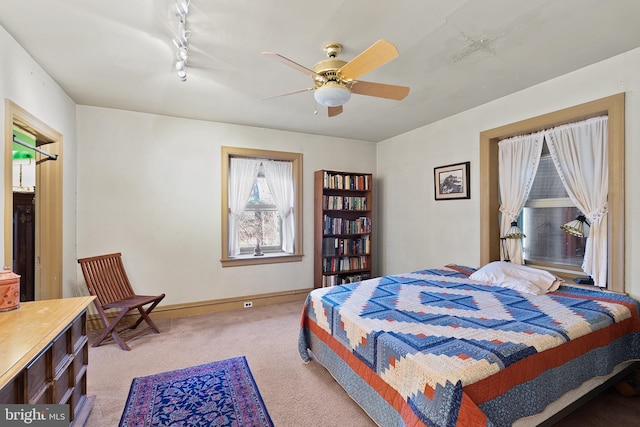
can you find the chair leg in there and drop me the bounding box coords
[110,331,132,351]
[130,299,162,332]
[93,310,132,351]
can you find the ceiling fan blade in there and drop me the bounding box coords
[338,39,399,81]
[328,106,343,117]
[262,52,324,79]
[263,87,316,100]
[350,80,410,100]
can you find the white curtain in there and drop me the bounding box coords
[498,131,545,264]
[263,160,295,253]
[545,116,608,287]
[228,158,260,256]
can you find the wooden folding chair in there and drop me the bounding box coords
[78,252,165,351]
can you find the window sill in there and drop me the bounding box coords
[221,253,303,267]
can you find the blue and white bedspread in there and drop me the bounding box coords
[298,265,640,426]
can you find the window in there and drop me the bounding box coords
[221,147,303,267]
[522,146,587,270]
[480,94,625,292]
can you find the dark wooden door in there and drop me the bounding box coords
[13,192,35,301]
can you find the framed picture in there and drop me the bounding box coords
[434,161,470,200]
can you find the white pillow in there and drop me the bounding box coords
[469,261,563,295]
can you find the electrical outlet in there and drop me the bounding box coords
[243,301,253,308]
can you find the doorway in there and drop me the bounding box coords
[4,100,63,300]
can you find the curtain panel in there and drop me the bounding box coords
[228,158,260,256]
[263,160,295,253]
[498,132,545,264]
[545,116,609,287]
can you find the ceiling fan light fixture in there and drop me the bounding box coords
[314,83,351,107]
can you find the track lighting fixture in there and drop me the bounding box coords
[171,0,191,81]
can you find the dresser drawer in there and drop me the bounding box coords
[26,347,50,403]
[53,355,73,404]
[53,327,71,374]
[0,372,22,403]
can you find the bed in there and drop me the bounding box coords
[298,263,640,426]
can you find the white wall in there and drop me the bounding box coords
[76,106,376,304]
[0,26,79,297]
[377,47,640,299]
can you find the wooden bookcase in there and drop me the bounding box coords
[314,170,373,288]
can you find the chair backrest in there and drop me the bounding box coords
[78,252,136,307]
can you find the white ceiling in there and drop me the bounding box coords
[2,0,640,142]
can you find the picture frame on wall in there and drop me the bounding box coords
[434,161,470,200]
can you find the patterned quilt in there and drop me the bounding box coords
[298,265,640,427]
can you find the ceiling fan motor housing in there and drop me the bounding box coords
[313,59,348,80]
[312,57,352,106]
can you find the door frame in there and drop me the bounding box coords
[4,99,63,300]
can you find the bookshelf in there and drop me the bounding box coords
[314,170,373,288]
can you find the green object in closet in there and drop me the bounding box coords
[12,127,35,159]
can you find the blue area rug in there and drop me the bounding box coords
[119,356,274,426]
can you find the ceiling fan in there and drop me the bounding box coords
[262,39,410,117]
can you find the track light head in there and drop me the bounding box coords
[177,47,188,61]
[175,59,187,72]
[173,0,189,17]
[173,35,187,50]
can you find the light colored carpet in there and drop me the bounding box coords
[85,300,374,427]
[85,300,639,426]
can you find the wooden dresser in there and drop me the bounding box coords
[0,296,95,426]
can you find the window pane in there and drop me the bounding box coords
[528,156,569,199]
[246,176,274,205]
[522,206,586,267]
[239,178,281,251]
[238,210,282,250]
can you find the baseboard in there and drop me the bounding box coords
[87,288,312,331]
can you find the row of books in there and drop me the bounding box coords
[322,272,372,287]
[323,171,370,191]
[323,215,371,235]
[323,195,368,211]
[322,256,370,273]
[322,236,370,256]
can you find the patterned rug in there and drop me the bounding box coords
[119,356,274,426]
